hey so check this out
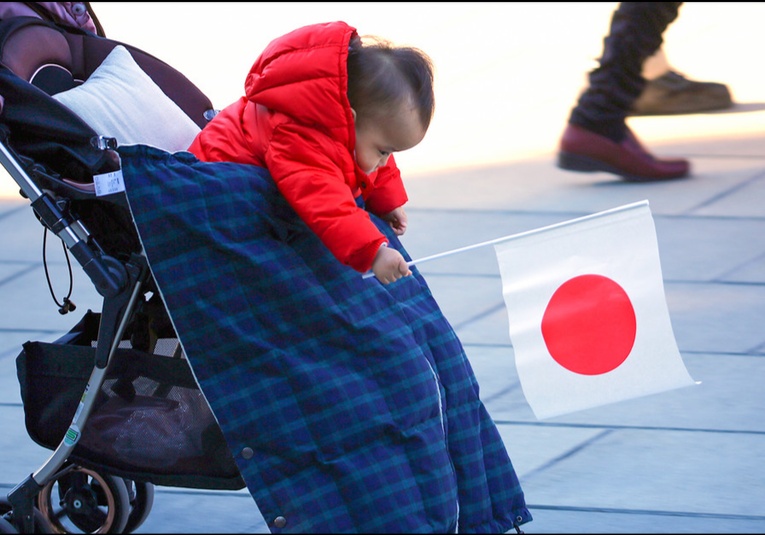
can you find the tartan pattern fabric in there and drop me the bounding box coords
[118,145,531,533]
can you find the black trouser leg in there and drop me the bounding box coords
[568,2,682,142]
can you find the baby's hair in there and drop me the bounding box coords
[347,34,435,131]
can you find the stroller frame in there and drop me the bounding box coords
[0,13,244,534]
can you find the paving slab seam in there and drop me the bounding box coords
[686,180,765,213]
[527,504,765,523]
[523,429,615,476]
[493,420,765,436]
[408,208,765,223]
[666,279,765,287]
[417,272,501,281]
[0,203,26,221]
[150,488,252,498]
[448,302,505,331]
[679,349,764,358]
[714,256,765,282]
[0,264,41,286]
[463,342,513,349]
[477,384,524,407]
[409,207,620,218]
[657,214,765,223]
[0,327,62,336]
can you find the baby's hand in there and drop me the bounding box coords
[372,244,411,284]
[382,207,408,236]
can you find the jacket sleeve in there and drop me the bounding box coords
[266,123,388,273]
[364,154,409,217]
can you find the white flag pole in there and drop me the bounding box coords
[362,200,649,279]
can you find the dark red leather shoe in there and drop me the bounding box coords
[557,123,690,182]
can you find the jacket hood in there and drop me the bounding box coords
[244,21,357,148]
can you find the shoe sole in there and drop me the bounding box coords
[557,151,687,183]
[629,101,734,116]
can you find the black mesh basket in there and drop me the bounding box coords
[16,310,244,490]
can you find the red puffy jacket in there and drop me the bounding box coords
[188,21,408,273]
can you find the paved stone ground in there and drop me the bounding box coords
[2,124,764,533]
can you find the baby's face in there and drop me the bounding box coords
[354,103,425,175]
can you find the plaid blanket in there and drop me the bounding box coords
[119,145,531,533]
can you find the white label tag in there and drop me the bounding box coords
[93,169,125,196]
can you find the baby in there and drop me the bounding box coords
[188,21,434,284]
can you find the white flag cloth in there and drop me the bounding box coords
[494,200,696,420]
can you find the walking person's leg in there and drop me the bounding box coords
[558,2,690,182]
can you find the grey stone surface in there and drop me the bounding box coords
[3,127,765,532]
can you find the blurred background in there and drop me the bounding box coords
[1,2,762,199]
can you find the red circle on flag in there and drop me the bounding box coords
[541,274,636,375]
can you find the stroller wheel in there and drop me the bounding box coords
[0,497,53,533]
[122,480,154,534]
[36,465,130,533]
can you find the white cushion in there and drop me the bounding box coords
[52,45,200,153]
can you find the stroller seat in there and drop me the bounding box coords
[0,14,214,125]
[0,15,216,256]
[0,10,245,535]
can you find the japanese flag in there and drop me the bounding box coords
[494,200,696,420]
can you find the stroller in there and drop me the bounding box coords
[0,4,247,533]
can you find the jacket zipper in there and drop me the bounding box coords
[423,357,459,532]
